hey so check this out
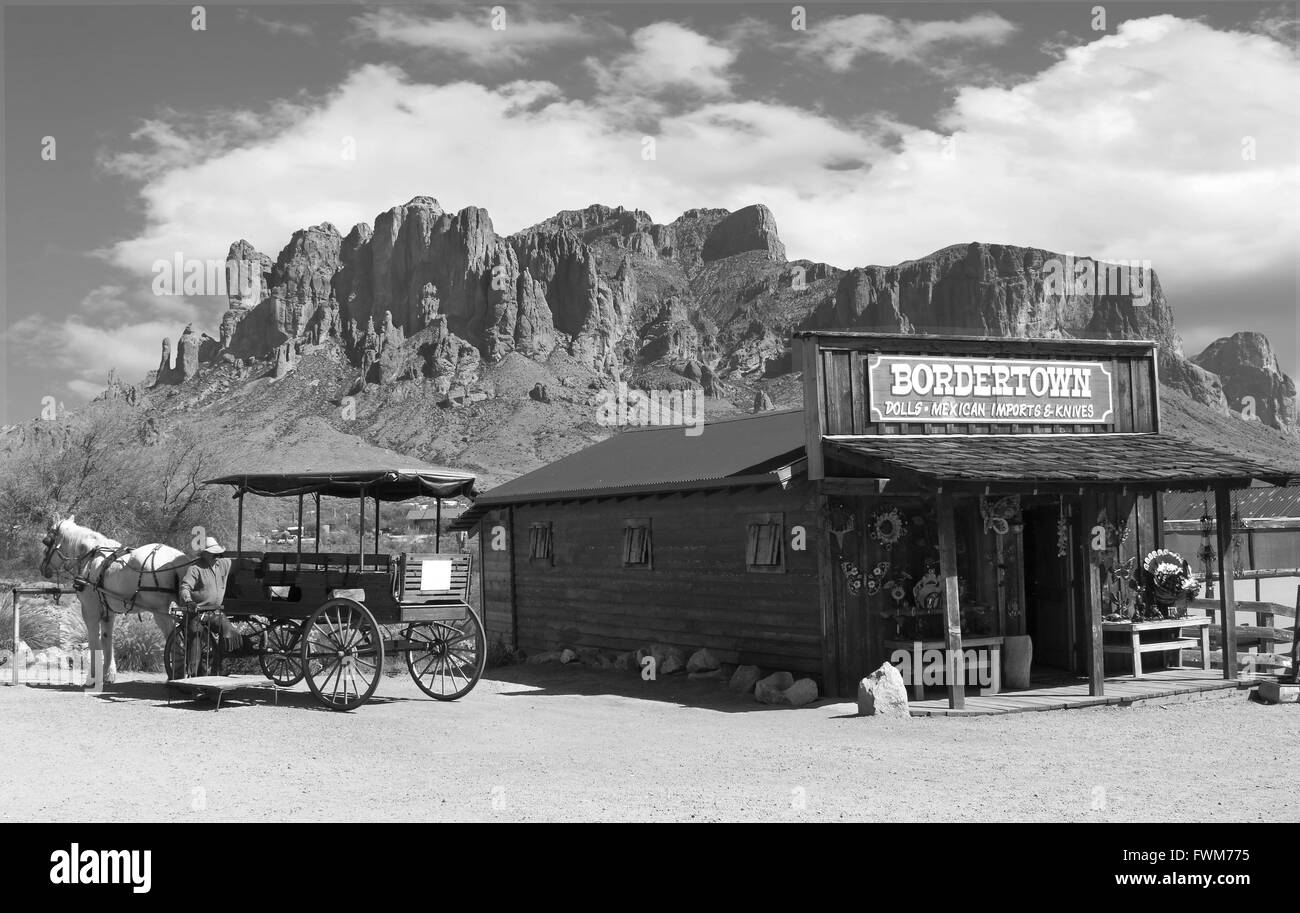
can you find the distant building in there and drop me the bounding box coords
[405,499,466,536]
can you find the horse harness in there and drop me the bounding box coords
[69,543,186,621]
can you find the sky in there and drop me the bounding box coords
[2,1,1297,422]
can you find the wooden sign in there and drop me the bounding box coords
[867,355,1114,425]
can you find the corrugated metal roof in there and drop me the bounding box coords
[827,435,1294,488]
[462,408,806,510]
[1164,483,1300,521]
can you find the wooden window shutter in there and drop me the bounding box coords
[622,519,652,568]
[746,513,785,572]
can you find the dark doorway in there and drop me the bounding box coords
[1022,505,1078,673]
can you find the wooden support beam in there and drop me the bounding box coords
[936,492,965,710]
[358,492,366,562]
[1082,490,1105,696]
[814,490,842,698]
[1214,485,1239,681]
[800,337,826,481]
[235,490,244,559]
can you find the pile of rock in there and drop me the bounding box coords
[518,642,822,706]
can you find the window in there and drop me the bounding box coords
[747,513,785,573]
[528,521,553,563]
[622,519,653,568]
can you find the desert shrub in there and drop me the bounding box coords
[112,615,165,672]
[0,598,65,651]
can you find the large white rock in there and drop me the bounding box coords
[686,648,721,673]
[755,671,796,704]
[559,648,579,665]
[857,662,911,718]
[526,650,563,665]
[727,664,762,694]
[784,678,820,707]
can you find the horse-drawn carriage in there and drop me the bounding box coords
[162,468,486,710]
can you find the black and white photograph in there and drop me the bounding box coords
[0,0,1296,880]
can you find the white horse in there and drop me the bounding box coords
[38,515,188,686]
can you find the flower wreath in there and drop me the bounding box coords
[870,507,908,550]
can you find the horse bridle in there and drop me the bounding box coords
[39,527,97,583]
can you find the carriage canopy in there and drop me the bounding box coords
[204,468,478,501]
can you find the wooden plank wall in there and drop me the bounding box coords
[506,485,823,675]
[818,347,1158,437]
[478,509,515,647]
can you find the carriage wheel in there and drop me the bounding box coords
[164,624,220,680]
[403,607,486,701]
[302,598,384,711]
[258,620,305,687]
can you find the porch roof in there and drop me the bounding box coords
[825,434,1297,491]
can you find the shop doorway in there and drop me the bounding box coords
[1022,505,1080,674]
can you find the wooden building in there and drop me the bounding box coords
[458,333,1297,706]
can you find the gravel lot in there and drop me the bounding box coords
[1,665,1294,822]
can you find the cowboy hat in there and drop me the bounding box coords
[197,536,225,555]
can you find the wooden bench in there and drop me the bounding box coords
[395,553,473,622]
[1102,617,1211,676]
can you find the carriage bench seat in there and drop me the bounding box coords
[395,553,473,622]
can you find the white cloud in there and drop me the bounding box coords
[236,10,315,41]
[351,5,609,68]
[3,284,203,400]
[588,22,737,101]
[88,16,1297,391]
[799,11,1018,73]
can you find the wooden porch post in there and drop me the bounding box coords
[936,491,965,710]
[296,493,304,572]
[314,493,321,553]
[1082,490,1105,696]
[1214,485,1238,680]
[374,495,381,557]
[436,498,443,552]
[814,490,841,698]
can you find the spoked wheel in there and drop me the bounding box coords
[403,607,486,701]
[259,620,305,687]
[302,598,384,711]
[164,623,219,680]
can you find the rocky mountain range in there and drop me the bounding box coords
[63,197,1300,486]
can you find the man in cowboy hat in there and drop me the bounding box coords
[179,537,238,677]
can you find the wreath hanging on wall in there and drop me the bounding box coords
[870,507,908,550]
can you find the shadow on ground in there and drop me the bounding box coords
[482,662,831,714]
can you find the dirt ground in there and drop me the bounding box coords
[1,664,1295,822]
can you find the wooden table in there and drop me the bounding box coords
[1101,617,1211,677]
[884,636,1004,702]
